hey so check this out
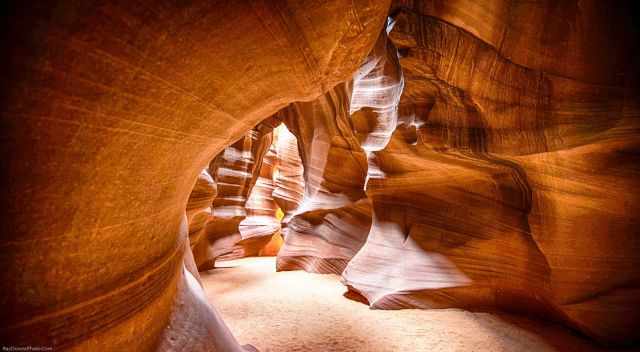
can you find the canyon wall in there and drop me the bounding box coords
[0,0,638,349]
[341,0,640,345]
[274,83,373,274]
[196,116,281,270]
[0,1,390,350]
[276,27,404,274]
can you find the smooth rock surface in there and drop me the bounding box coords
[276,27,404,275]
[0,1,390,349]
[342,1,640,345]
[1,0,639,349]
[199,117,281,269]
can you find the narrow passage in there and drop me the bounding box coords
[202,257,610,352]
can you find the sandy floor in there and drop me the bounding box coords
[201,257,628,352]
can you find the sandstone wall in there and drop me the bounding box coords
[342,1,640,345]
[0,1,390,349]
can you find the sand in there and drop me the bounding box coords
[201,257,628,352]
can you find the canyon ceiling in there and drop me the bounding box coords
[0,1,639,351]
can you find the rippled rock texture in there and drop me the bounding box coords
[274,83,373,274]
[1,0,639,350]
[0,1,390,350]
[275,27,404,275]
[196,116,282,270]
[341,0,640,345]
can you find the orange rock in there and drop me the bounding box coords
[0,1,390,349]
[342,1,640,346]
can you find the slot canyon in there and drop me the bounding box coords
[1,1,639,351]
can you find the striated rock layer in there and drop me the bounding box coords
[276,26,404,275]
[197,116,282,270]
[237,144,282,256]
[342,0,640,346]
[1,0,639,349]
[274,84,372,274]
[187,169,217,279]
[0,1,391,350]
[272,123,305,218]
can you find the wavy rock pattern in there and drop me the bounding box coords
[188,169,217,272]
[275,83,372,274]
[237,144,282,256]
[272,124,305,217]
[275,27,404,275]
[1,0,639,349]
[0,0,390,350]
[342,1,640,345]
[198,117,281,269]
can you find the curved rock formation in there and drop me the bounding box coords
[237,142,282,257]
[1,0,639,349]
[188,169,217,273]
[0,1,390,349]
[342,0,640,345]
[198,116,281,269]
[276,26,404,275]
[272,124,305,218]
[274,83,373,274]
